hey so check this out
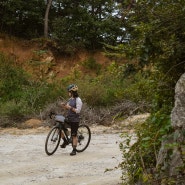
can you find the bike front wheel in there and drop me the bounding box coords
[76,124,91,152]
[45,126,61,155]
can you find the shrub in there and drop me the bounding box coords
[0,53,66,126]
[119,72,174,184]
[0,53,30,102]
[120,111,172,184]
[82,57,102,74]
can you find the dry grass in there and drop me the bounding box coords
[41,99,151,127]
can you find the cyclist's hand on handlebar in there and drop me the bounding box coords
[61,103,71,110]
[61,102,66,106]
[61,102,68,109]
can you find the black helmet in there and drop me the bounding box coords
[67,84,78,92]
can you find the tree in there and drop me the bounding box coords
[116,0,185,184]
[0,0,45,38]
[44,0,53,38]
[52,0,124,50]
[0,0,125,49]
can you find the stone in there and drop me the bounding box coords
[156,73,185,183]
[171,73,185,129]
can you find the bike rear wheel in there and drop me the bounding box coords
[45,126,61,155]
[76,124,91,152]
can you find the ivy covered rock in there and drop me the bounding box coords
[157,73,185,184]
[171,73,185,129]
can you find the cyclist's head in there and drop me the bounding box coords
[67,84,79,97]
[67,84,78,92]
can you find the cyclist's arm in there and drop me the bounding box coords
[65,97,82,113]
[75,97,82,113]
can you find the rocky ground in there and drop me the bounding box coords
[0,114,149,185]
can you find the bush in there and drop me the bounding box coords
[119,72,175,184]
[0,52,154,126]
[67,63,154,107]
[82,57,102,75]
[0,53,30,102]
[0,53,66,126]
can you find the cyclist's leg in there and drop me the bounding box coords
[60,128,69,148]
[70,122,79,155]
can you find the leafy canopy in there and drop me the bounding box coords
[118,0,185,183]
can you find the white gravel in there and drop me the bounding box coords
[0,126,123,185]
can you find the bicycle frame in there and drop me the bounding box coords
[55,121,71,144]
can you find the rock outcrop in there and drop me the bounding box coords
[171,74,185,129]
[156,73,185,184]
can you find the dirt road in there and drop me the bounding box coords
[0,126,123,185]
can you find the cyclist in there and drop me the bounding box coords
[61,84,83,156]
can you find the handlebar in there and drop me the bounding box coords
[49,112,56,119]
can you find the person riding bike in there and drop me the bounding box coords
[61,84,83,156]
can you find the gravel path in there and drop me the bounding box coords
[0,126,123,185]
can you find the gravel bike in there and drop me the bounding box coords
[45,112,91,156]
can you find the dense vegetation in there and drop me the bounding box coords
[0,0,185,184]
[0,0,124,51]
[0,52,152,124]
[117,0,185,184]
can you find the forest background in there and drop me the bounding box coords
[0,0,185,184]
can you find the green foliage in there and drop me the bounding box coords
[0,53,64,125]
[122,0,185,79]
[82,57,102,74]
[51,0,124,50]
[118,69,174,184]
[0,0,125,49]
[60,74,118,107]
[116,0,185,184]
[0,100,27,120]
[122,72,154,103]
[60,62,154,107]
[0,53,29,102]
[120,111,172,184]
[0,0,45,38]
[118,73,176,183]
[20,81,61,112]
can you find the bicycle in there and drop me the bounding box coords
[45,112,91,156]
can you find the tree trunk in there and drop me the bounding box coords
[44,0,53,38]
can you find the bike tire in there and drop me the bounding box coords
[76,124,91,152]
[45,126,61,155]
